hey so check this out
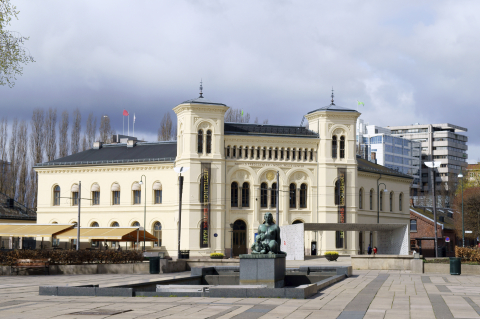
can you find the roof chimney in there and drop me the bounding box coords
[127,140,136,148]
[93,141,103,149]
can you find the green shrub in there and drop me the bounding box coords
[210,253,224,257]
[324,251,339,256]
[0,250,143,266]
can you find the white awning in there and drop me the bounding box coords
[153,182,162,190]
[71,184,79,192]
[132,183,141,191]
[91,184,100,192]
[111,183,120,191]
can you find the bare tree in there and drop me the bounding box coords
[7,118,18,198]
[224,108,251,124]
[0,117,8,193]
[58,111,69,158]
[86,112,97,147]
[158,113,173,141]
[99,115,114,143]
[263,119,269,124]
[29,108,45,208]
[44,108,57,161]
[16,120,28,205]
[70,108,81,154]
[254,117,259,124]
[81,135,87,151]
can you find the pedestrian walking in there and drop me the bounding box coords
[373,246,377,255]
[367,244,372,255]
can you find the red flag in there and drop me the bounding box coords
[123,110,129,116]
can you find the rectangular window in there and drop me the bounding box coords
[134,190,141,204]
[113,191,120,205]
[92,191,100,205]
[72,192,78,206]
[154,190,162,204]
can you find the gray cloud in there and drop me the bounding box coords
[2,0,479,161]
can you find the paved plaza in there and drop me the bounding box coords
[1,268,480,318]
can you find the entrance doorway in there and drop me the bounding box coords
[232,220,247,256]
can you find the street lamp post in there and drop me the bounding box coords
[458,173,465,247]
[377,177,388,224]
[139,175,146,251]
[174,166,190,260]
[425,161,440,257]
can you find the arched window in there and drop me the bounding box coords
[280,148,284,160]
[359,189,363,209]
[262,147,266,159]
[71,184,79,206]
[251,147,255,158]
[332,136,337,158]
[286,148,290,160]
[268,148,272,159]
[206,130,212,154]
[242,182,250,207]
[292,220,303,224]
[112,183,120,205]
[410,219,417,231]
[111,222,119,227]
[256,147,260,159]
[131,221,140,227]
[340,136,345,158]
[154,222,162,247]
[232,146,236,158]
[90,222,99,227]
[292,148,296,160]
[238,146,242,158]
[91,184,100,205]
[53,185,60,206]
[226,146,230,158]
[304,149,308,161]
[399,193,403,211]
[389,192,393,212]
[231,182,238,207]
[271,183,277,208]
[380,191,383,211]
[370,189,373,210]
[300,184,307,208]
[289,183,296,208]
[197,130,203,153]
[132,183,141,204]
[153,182,162,204]
[260,182,268,208]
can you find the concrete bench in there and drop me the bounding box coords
[12,258,50,275]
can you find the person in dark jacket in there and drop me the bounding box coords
[367,244,372,255]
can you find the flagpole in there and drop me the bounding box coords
[133,113,135,137]
[128,115,130,136]
[123,116,125,135]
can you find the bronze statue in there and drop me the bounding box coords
[251,212,285,255]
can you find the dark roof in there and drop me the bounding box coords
[36,142,177,167]
[410,207,456,230]
[357,157,413,179]
[224,123,318,138]
[181,96,226,106]
[0,192,36,220]
[308,103,358,114]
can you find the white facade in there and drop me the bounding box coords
[35,95,412,257]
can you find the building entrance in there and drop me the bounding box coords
[232,220,246,256]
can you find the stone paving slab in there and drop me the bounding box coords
[3,271,480,318]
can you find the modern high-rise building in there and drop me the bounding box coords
[386,123,468,195]
[357,119,421,195]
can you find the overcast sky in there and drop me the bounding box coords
[3,1,480,162]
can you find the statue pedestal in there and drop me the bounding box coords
[239,254,286,288]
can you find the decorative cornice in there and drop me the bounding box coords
[225,137,318,146]
[37,164,173,174]
[173,104,229,115]
[358,171,413,183]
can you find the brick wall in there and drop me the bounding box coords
[410,209,456,257]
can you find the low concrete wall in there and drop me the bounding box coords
[424,263,480,275]
[185,259,239,270]
[351,255,415,270]
[2,259,188,276]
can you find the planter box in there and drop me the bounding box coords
[325,255,339,261]
[210,256,224,260]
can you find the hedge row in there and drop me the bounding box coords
[455,246,480,262]
[0,250,144,266]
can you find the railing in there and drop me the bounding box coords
[34,157,176,167]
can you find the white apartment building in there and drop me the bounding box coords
[387,123,468,194]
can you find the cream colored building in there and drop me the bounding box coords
[35,93,413,257]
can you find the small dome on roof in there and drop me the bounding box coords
[308,88,358,114]
[181,80,226,106]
